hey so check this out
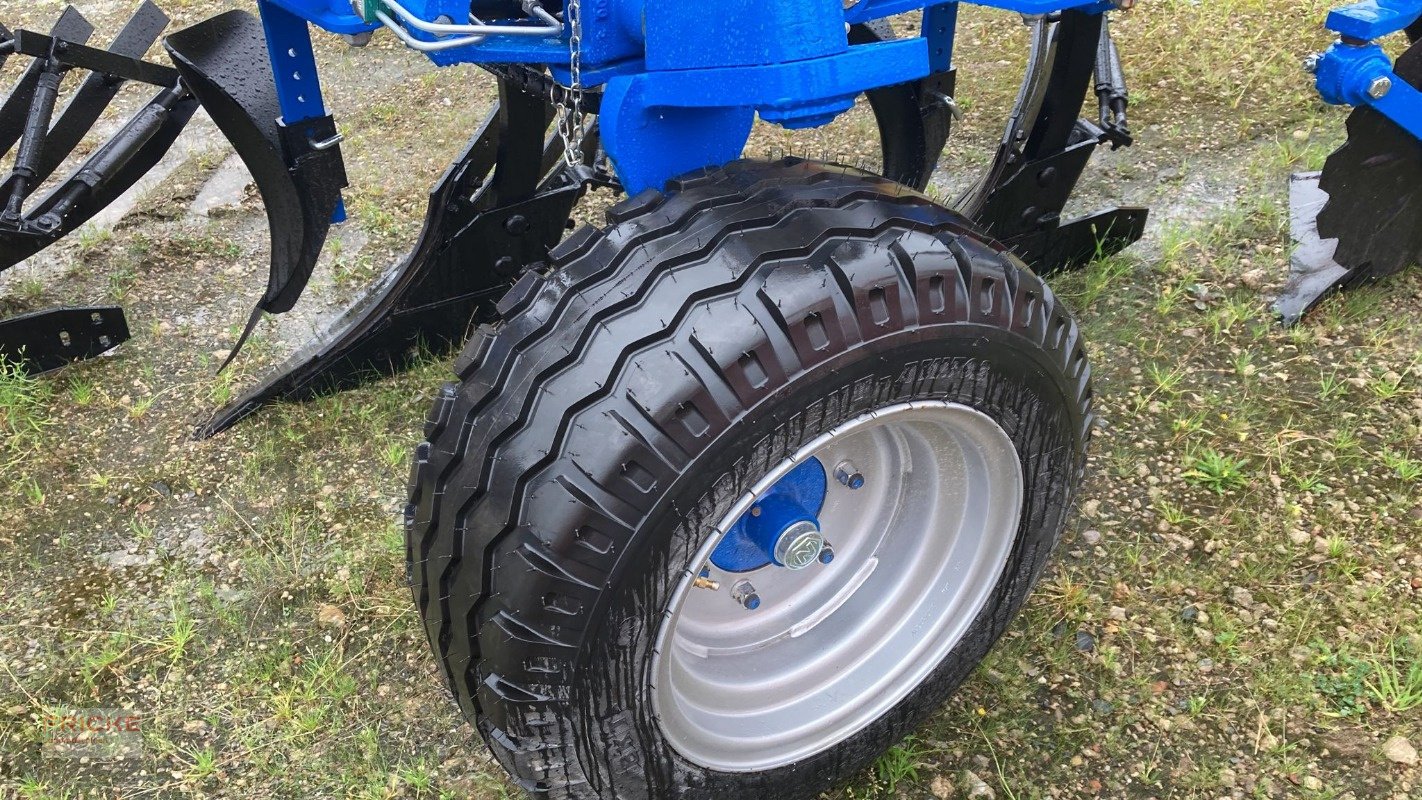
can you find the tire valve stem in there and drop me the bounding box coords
[731,580,761,611]
[819,542,835,565]
[834,460,865,490]
[693,568,720,592]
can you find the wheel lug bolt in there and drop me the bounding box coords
[818,544,835,565]
[834,460,865,490]
[731,580,761,611]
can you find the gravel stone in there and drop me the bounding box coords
[1382,736,1418,766]
[1074,630,1097,653]
[960,769,995,799]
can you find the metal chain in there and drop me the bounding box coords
[555,0,586,169]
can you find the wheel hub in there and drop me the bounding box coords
[709,458,829,573]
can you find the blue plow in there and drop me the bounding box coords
[0,0,1414,411]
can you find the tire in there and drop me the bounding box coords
[404,159,1093,799]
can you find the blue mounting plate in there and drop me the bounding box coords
[1325,0,1422,42]
[711,459,828,573]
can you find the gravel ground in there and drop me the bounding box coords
[1,1,1419,799]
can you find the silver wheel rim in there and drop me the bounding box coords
[651,401,1024,773]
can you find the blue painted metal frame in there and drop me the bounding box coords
[235,0,1115,192]
[258,0,347,220]
[1315,0,1422,144]
[262,0,376,34]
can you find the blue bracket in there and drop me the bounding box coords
[601,36,930,192]
[1315,0,1422,146]
[1368,73,1422,140]
[1326,0,1422,41]
[924,3,959,73]
[260,0,375,34]
[257,0,346,222]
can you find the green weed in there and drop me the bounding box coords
[1366,639,1422,713]
[1310,642,1373,718]
[0,358,54,451]
[874,735,928,794]
[1183,448,1250,494]
[1381,449,1421,482]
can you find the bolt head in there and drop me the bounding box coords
[730,580,761,611]
[1369,75,1393,99]
[834,460,865,490]
[504,214,532,235]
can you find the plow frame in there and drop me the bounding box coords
[251,0,1118,196]
[2,0,1147,431]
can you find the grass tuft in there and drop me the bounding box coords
[1183,447,1251,494]
[873,735,929,794]
[1366,639,1422,713]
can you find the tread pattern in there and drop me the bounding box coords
[404,159,1092,799]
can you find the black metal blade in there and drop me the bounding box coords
[0,7,94,160]
[958,12,1144,273]
[1315,36,1422,280]
[0,2,170,205]
[165,10,347,319]
[199,85,579,438]
[0,305,129,374]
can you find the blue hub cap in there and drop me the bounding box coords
[710,458,828,572]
